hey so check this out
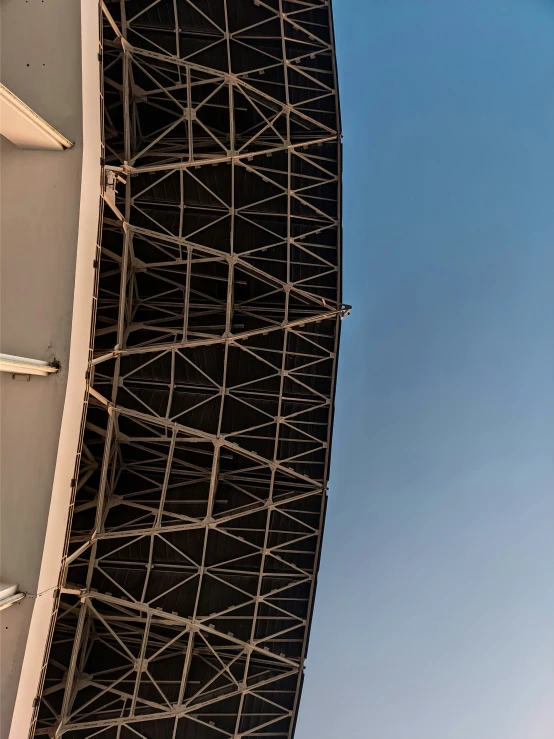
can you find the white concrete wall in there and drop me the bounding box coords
[0,1,100,736]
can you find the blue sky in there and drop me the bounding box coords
[296,1,554,738]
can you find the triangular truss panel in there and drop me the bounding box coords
[30,1,344,737]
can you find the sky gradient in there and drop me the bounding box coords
[296,2,554,738]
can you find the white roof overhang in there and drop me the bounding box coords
[0,83,73,150]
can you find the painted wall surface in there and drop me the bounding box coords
[0,1,100,736]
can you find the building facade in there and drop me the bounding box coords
[0,1,101,737]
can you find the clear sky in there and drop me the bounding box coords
[296,1,554,738]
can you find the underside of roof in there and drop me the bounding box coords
[32,1,343,737]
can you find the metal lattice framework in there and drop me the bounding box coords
[32,1,344,736]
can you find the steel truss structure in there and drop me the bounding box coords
[31,1,344,737]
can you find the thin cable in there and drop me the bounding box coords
[24,585,58,599]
